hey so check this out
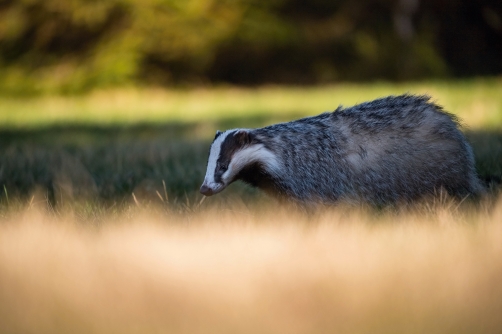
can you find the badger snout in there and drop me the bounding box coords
[200,184,214,196]
[200,181,227,196]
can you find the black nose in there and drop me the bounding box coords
[200,185,213,196]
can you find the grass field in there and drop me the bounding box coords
[1,79,502,333]
[1,78,502,129]
[1,78,501,210]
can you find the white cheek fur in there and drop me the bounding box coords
[223,144,280,183]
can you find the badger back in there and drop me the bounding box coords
[200,129,279,196]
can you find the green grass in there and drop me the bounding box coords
[0,79,501,213]
[1,78,502,130]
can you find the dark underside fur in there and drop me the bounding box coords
[237,162,278,194]
[239,94,484,206]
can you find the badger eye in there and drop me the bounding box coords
[217,162,228,172]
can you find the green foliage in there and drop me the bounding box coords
[0,0,286,93]
[1,0,500,93]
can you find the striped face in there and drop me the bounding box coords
[200,129,280,196]
[200,129,252,196]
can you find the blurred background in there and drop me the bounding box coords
[0,0,501,94]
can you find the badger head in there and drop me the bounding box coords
[200,129,277,196]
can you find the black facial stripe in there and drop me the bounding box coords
[213,131,245,183]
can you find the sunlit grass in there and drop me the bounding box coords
[1,78,502,129]
[0,200,502,334]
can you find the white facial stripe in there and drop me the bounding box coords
[222,144,280,183]
[203,131,231,187]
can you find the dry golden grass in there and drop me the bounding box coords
[1,199,502,334]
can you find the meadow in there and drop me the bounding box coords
[1,78,501,211]
[1,79,502,333]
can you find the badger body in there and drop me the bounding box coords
[200,95,483,205]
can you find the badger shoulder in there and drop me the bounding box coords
[326,94,465,144]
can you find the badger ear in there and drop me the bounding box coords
[214,130,223,140]
[234,129,253,145]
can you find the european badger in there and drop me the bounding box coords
[200,95,483,205]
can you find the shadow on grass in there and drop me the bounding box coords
[466,130,502,189]
[0,116,500,210]
[0,115,294,210]
[0,112,307,146]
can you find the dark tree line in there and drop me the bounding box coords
[0,0,501,93]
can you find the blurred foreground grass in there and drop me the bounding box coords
[1,202,502,334]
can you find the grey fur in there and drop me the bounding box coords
[201,94,484,206]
